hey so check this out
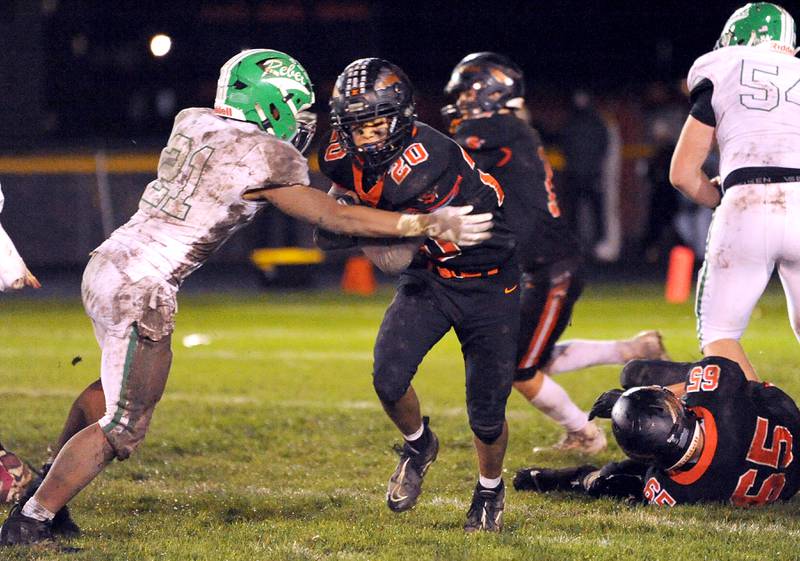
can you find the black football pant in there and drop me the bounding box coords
[372,269,519,444]
[515,257,584,381]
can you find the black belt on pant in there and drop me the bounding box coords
[724,166,800,191]
[427,262,500,279]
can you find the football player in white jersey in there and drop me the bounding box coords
[0,184,40,292]
[0,49,493,546]
[670,2,800,381]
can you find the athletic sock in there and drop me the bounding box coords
[478,475,503,490]
[545,339,624,374]
[530,375,588,432]
[21,497,55,522]
[403,422,430,454]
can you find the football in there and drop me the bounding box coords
[359,237,424,274]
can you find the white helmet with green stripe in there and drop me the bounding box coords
[214,49,316,151]
[716,3,797,53]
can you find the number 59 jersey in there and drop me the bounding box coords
[687,45,800,189]
[643,357,800,507]
[99,108,309,286]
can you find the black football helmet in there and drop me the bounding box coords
[442,52,525,122]
[611,386,701,471]
[329,58,416,168]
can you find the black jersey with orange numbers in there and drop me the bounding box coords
[642,356,800,506]
[319,121,515,273]
[452,114,579,269]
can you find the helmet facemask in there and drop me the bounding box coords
[330,59,416,169]
[215,49,316,150]
[611,386,701,471]
[442,53,525,125]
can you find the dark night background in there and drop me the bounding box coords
[0,0,768,148]
[0,0,795,276]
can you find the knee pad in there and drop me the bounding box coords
[372,365,411,404]
[101,406,156,461]
[99,331,171,460]
[470,419,504,445]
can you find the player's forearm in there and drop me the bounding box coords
[670,168,721,209]
[670,115,719,209]
[258,184,430,238]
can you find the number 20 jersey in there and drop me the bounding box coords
[687,45,800,187]
[98,107,309,287]
[643,356,800,506]
[318,121,516,273]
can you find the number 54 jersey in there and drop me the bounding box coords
[643,356,800,506]
[688,45,800,190]
[98,107,309,288]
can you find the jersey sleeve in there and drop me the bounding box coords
[748,382,800,434]
[683,356,747,406]
[238,138,310,193]
[687,52,719,127]
[689,78,716,127]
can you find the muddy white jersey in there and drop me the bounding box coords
[688,46,800,185]
[98,107,309,287]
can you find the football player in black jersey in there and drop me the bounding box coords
[442,52,670,455]
[317,58,519,531]
[513,356,800,506]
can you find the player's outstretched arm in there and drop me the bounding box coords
[245,184,493,246]
[0,222,40,291]
[669,115,720,209]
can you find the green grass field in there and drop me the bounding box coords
[2,282,800,560]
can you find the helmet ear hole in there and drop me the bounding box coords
[233,80,248,90]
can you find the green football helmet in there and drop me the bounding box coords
[214,49,315,150]
[715,3,797,51]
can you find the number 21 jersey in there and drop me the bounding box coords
[100,107,309,287]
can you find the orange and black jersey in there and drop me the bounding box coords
[644,357,800,506]
[452,114,579,269]
[319,121,515,273]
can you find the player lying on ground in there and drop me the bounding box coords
[669,2,800,381]
[0,184,40,292]
[315,57,519,532]
[0,49,493,547]
[441,51,670,455]
[514,356,800,505]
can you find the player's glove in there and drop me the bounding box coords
[414,205,493,246]
[588,388,624,420]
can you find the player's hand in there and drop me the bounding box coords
[23,269,41,289]
[588,388,624,420]
[424,205,493,246]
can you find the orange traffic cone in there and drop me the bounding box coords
[665,245,695,303]
[341,255,376,296]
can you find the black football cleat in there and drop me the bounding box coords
[513,464,598,493]
[464,481,505,533]
[18,464,80,538]
[0,503,53,546]
[386,417,439,513]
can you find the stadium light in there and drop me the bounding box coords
[149,34,172,57]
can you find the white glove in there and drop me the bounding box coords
[423,205,493,246]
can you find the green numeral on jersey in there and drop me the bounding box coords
[141,134,215,220]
